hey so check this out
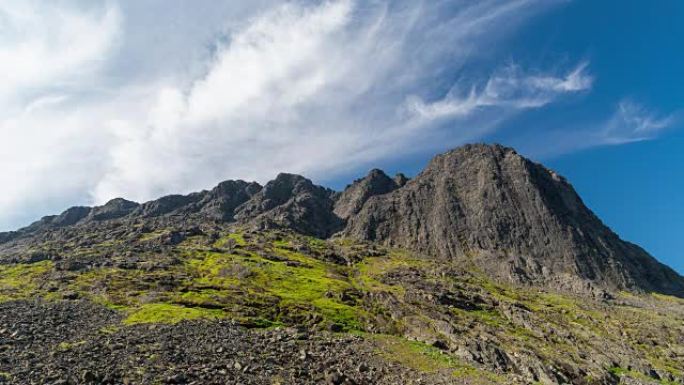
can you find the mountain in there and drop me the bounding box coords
[1,144,684,385]
[342,144,684,297]
[3,144,682,297]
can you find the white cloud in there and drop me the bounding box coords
[511,100,677,158]
[0,1,122,230]
[0,1,120,106]
[1,0,582,231]
[406,62,593,121]
[601,100,675,143]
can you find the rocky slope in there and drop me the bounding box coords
[1,143,684,385]
[0,228,683,385]
[341,144,684,297]
[3,144,682,297]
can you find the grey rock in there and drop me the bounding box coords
[0,231,16,245]
[89,198,139,221]
[333,169,402,220]
[134,194,203,217]
[2,143,682,298]
[198,180,262,221]
[52,206,92,227]
[341,144,684,296]
[235,173,342,238]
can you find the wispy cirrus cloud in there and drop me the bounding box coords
[600,100,676,144]
[1,0,585,231]
[513,100,678,157]
[405,61,592,121]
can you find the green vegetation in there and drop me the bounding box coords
[372,334,502,383]
[184,240,366,330]
[57,232,369,330]
[372,334,458,373]
[138,230,168,242]
[608,366,679,385]
[0,261,53,302]
[354,252,428,295]
[651,292,684,304]
[124,303,224,325]
[57,340,87,352]
[3,228,684,384]
[213,232,247,248]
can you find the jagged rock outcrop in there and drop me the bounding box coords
[89,198,139,221]
[3,143,683,296]
[2,144,684,385]
[133,194,204,217]
[0,232,16,245]
[333,169,405,220]
[21,206,92,232]
[198,180,263,221]
[340,144,684,296]
[393,173,409,187]
[234,173,341,238]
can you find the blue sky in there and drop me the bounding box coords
[0,1,682,273]
[513,0,684,274]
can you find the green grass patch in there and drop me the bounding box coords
[371,334,502,382]
[453,308,507,328]
[651,292,684,304]
[186,252,242,287]
[373,334,456,373]
[182,246,365,329]
[138,230,167,241]
[608,366,679,385]
[57,340,87,352]
[354,253,428,295]
[0,261,53,302]
[123,303,224,325]
[213,232,247,248]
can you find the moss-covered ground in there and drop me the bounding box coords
[1,228,683,384]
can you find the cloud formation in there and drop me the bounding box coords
[406,62,592,121]
[1,0,590,230]
[600,100,675,144]
[0,1,121,106]
[511,100,678,158]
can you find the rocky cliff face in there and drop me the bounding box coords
[234,173,341,238]
[333,169,406,220]
[2,143,684,385]
[2,143,682,297]
[341,144,684,296]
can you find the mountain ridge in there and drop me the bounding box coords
[2,143,682,297]
[2,144,684,384]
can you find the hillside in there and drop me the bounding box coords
[1,144,683,385]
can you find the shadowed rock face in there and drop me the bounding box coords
[333,169,405,220]
[90,199,139,221]
[235,173,341,238]
[199,180,263,221]
[341,144,684,296]
[2,143,682,296]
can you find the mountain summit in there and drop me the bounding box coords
[2,144,682,297]
[342,144,684,297]
[2,144,684,384]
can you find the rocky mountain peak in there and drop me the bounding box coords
[256,173,319,208]
[2,143,682,297]
[234,173,341,238]
[199,180,262,221]
[89,198,140,221]
[333,168,403,220]
[342,143,684,296]
[393,173,409,187]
